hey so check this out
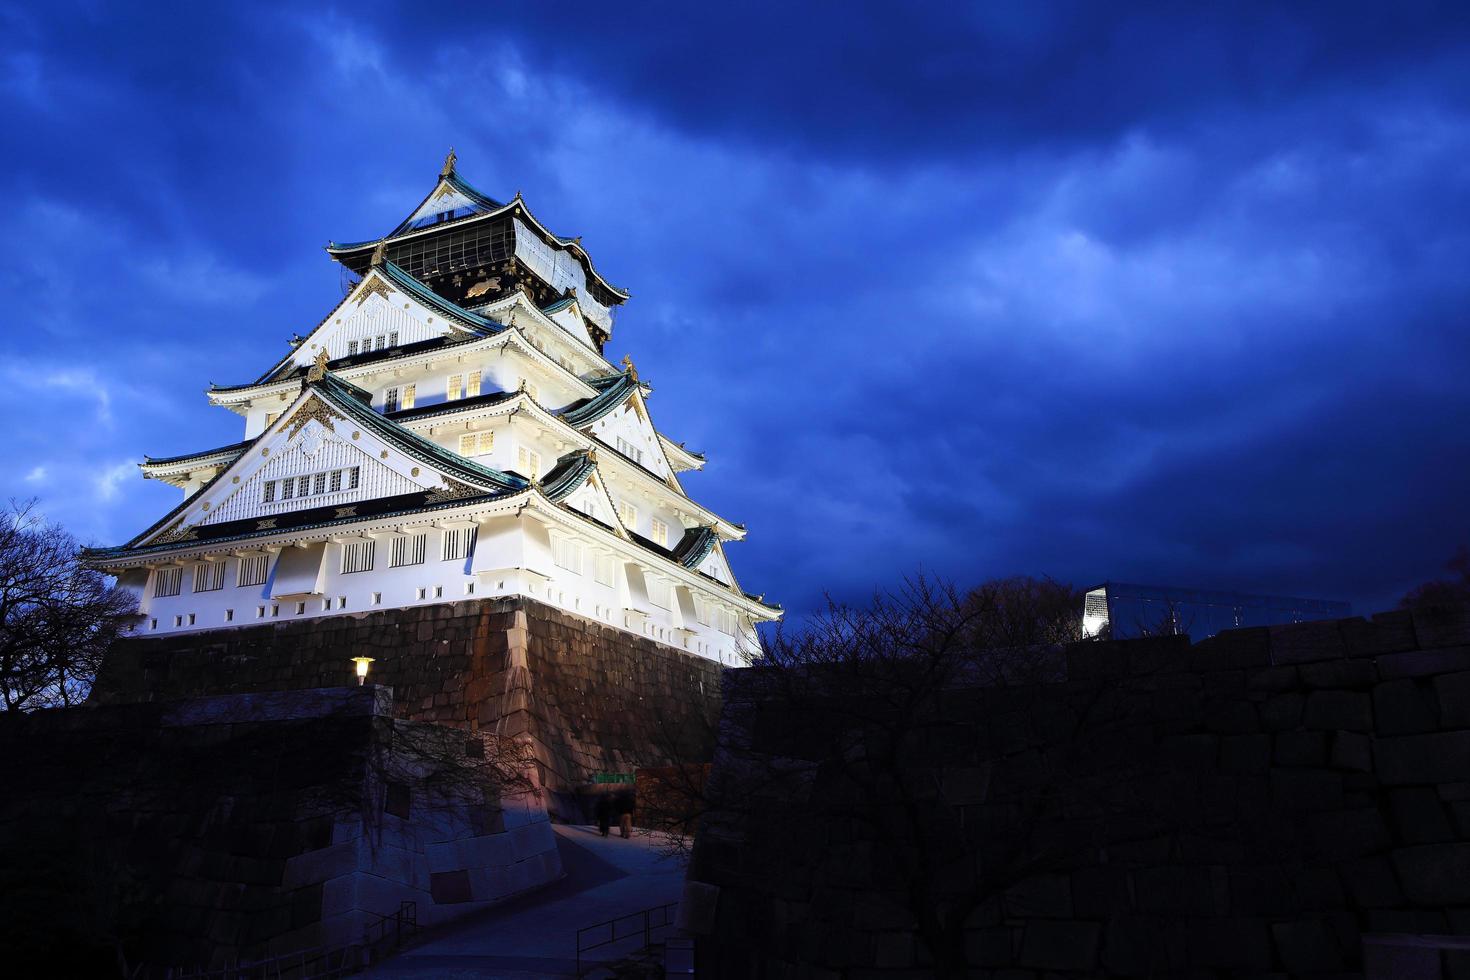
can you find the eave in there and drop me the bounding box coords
[457,391,747,541]
[85,460,779,620]
[140,439,252,486]
[211,322,598,411]
[325,183,629,302]
[659,434,706,472]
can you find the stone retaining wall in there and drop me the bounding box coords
[687,604,1470,978]
[0,686,559,975]
[90,597,723,814]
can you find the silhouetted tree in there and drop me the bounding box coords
[0,500,136,710]
[1399,545,1470,610]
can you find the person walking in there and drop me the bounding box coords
[618,795,633,839]
[595,794,611,837]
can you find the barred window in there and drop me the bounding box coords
[388,331,399,347]
[402,384,416,410]
[448,374,462,401]
[313,473,327,495]
[330,470,342,493]
[616,436,643,465]
[348,341,359,356]
[263,481,277,503]
[383,220,515,281]
[459,431,494,457]
[238,554,269,587]
[517,446,542,479]
[385,387,399,412]
[651,518,669,548]
[153,566,183,597]
[391,533,427,567]
[341,540,376,574]
[552,535,582,574]
[466,370,482,397]
[595,553,616,587]
[616,499,636,529]
[442,526,477,562]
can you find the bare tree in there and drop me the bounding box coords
[677,575,1239,979]
[0,500,136,711]
[1400,544,1470,609]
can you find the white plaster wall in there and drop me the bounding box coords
[131,516,755,665]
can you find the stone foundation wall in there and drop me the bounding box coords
[0,686,559,975]
[90,597,723,814]
[687,604,1470,978]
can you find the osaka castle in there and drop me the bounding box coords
[85,152,780,664]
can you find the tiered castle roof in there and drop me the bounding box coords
[87,154,780,625]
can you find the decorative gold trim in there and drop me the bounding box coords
[424,477,483,504]
[256,519,277,530]
[334,507,357,519]
[287,394,344,438]
[354,277,392,306]
[154,519,198,545]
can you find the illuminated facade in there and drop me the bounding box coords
[85,153,780,664]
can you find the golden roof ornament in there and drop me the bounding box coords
[621,355,638,381]
[307,348,330,382]
[370,240,387,267]
[441,146,457,178]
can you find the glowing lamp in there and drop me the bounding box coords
[351,656,375,686]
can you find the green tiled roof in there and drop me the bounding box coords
[559,371,643,427]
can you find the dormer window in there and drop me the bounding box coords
[385,388,400,413]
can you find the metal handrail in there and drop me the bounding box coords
[168,942,361,979]
[362,900,418,955]
[574,900,678,976]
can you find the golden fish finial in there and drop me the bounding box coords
[441,146,457,178]
[307,347,330,382]
[621,355,638,381]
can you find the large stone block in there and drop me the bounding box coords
[1269,622,1346,666]
[1187,917,1273,970]
[1389,787,1457,844]
[1413,606,1470,649]
[1375,678,1443,735]
[1016,919,1100,971]
[1341,612,1417,657]
[1436,671,1470,728]
[1375,732,1470,784]
[1275,731,1329,767]
[1270,919,1345,973]
[1392,844,1470,905]
[1303,690,1373,732]
[425,832,515,874]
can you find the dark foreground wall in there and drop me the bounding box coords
[90,597,722,815]
[686,604,1470,979]
[0,686,559,976]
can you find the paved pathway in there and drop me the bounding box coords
[361,824,687,979]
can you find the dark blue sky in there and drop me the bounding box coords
[3,2,1468,618]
